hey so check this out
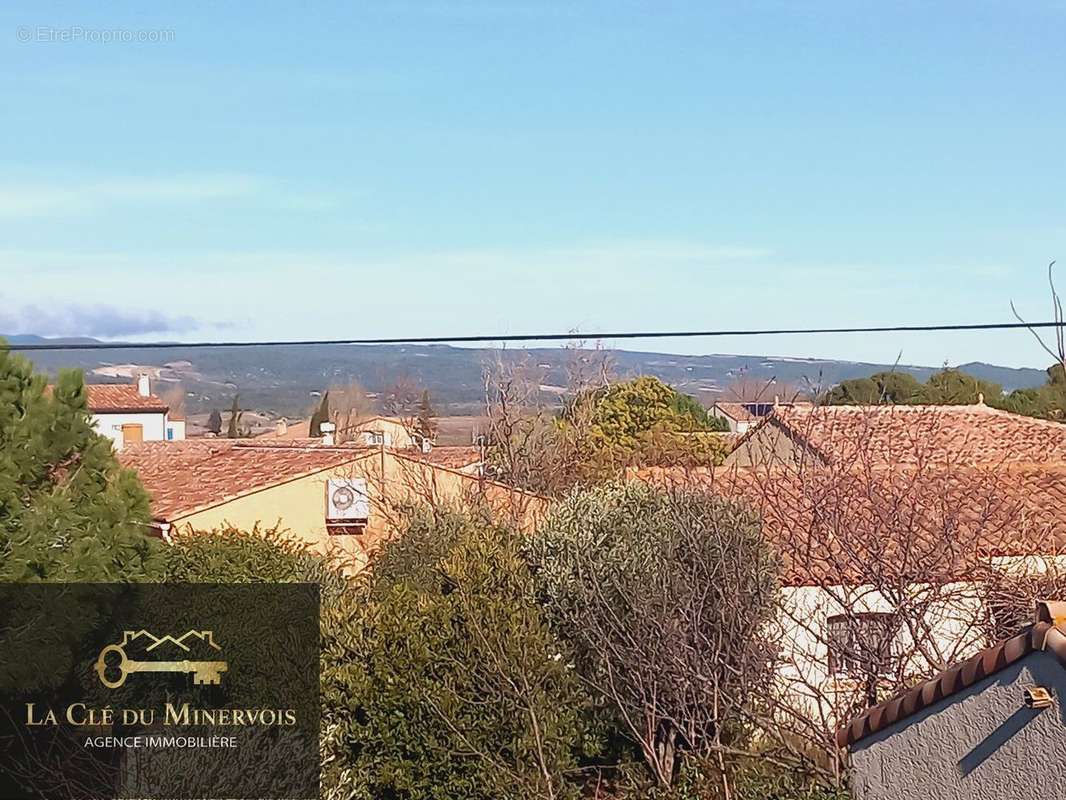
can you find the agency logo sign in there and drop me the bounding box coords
[94,630,228,689]
[0,583,319,800]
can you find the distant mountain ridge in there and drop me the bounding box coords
[3,334,1049,417]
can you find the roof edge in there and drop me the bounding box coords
[836,620,1066,749]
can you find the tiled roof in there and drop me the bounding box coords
[85,384,169,413]
[713,402,760,422]
[743,404,1066,466]
[837,601,1066,748]
[714,401,809,423]
[46,383,169,413]
[119,440,373,520]
[405,445,482,470]
[632,463,1066,585]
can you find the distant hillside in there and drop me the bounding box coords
[2,335,1048,419]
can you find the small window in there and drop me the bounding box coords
[121,423,144,444]
[368,432,385,446]
[827,613,898,679]
[166,427,175,441]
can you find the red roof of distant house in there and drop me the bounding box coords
[405,445,482,471]
[734,403,1066,466]
[634,462,1066,586]
[46,383,170,414]
[84,384,169,414]
[119,440,373,521]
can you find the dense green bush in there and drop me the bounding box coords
[163,522,346,591]
[321,508,595,800]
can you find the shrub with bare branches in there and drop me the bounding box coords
[527,481,780,792]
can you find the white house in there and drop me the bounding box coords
[84,374,184,448]
[633,403,1066,749]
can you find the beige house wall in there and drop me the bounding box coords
[168,449,547,572]
[725,423,807,467]
[772,583,987,728]
[349,417,420,448]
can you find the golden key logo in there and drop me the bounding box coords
[93,630,228,689]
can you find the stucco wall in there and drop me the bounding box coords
[724,423,805,467]
[93,411,168,443]
[850,650,1066,800]
[350,418,418,448]
[773,583,986,725]
[169,450,546,573]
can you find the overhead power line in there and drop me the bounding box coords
[3,320,1065,352]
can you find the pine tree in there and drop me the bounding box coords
[226,395,244,438]
[0,344,162,581]
[206,409,223,435]
[309,391,331,437]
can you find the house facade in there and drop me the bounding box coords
[119,439,545,573]
[262,414,426,448]
[83,375,184,447]
[633,402,1066,733]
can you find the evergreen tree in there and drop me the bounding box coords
[309,391,330,437]
[206,408,223,435]
[0,344,161,581]
[415,389,436,441]
[226,395,244,438]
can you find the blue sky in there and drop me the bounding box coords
[1,1,1064,368]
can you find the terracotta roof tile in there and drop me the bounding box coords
[747,404,1066,466]
[119,440,373,520]
[836,609,1066,748]
[634,462,1066,585]
[404,445,482,470]
[84,384,168,413]
[46,383,169,413]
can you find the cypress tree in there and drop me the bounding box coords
[226,395,244,438]
[309,392,331,437]
[206,408,223,435]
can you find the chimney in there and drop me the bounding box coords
[137,373,151,398]
[320,421,336,446]
[420,436,432,454]
[977,392,985,406]
[276,418,288,437]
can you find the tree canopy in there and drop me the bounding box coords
[0,345,161,581]
[824,364,1066,423]
[322,508,593,800]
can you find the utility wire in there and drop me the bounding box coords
[4,320,1064,352]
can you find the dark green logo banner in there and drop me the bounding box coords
[0,583,320,799]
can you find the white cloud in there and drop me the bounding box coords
[0,298,195,338]
[0,174,266,217]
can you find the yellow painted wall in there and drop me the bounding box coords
[350,417,419,448]
[170,449,547,573]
